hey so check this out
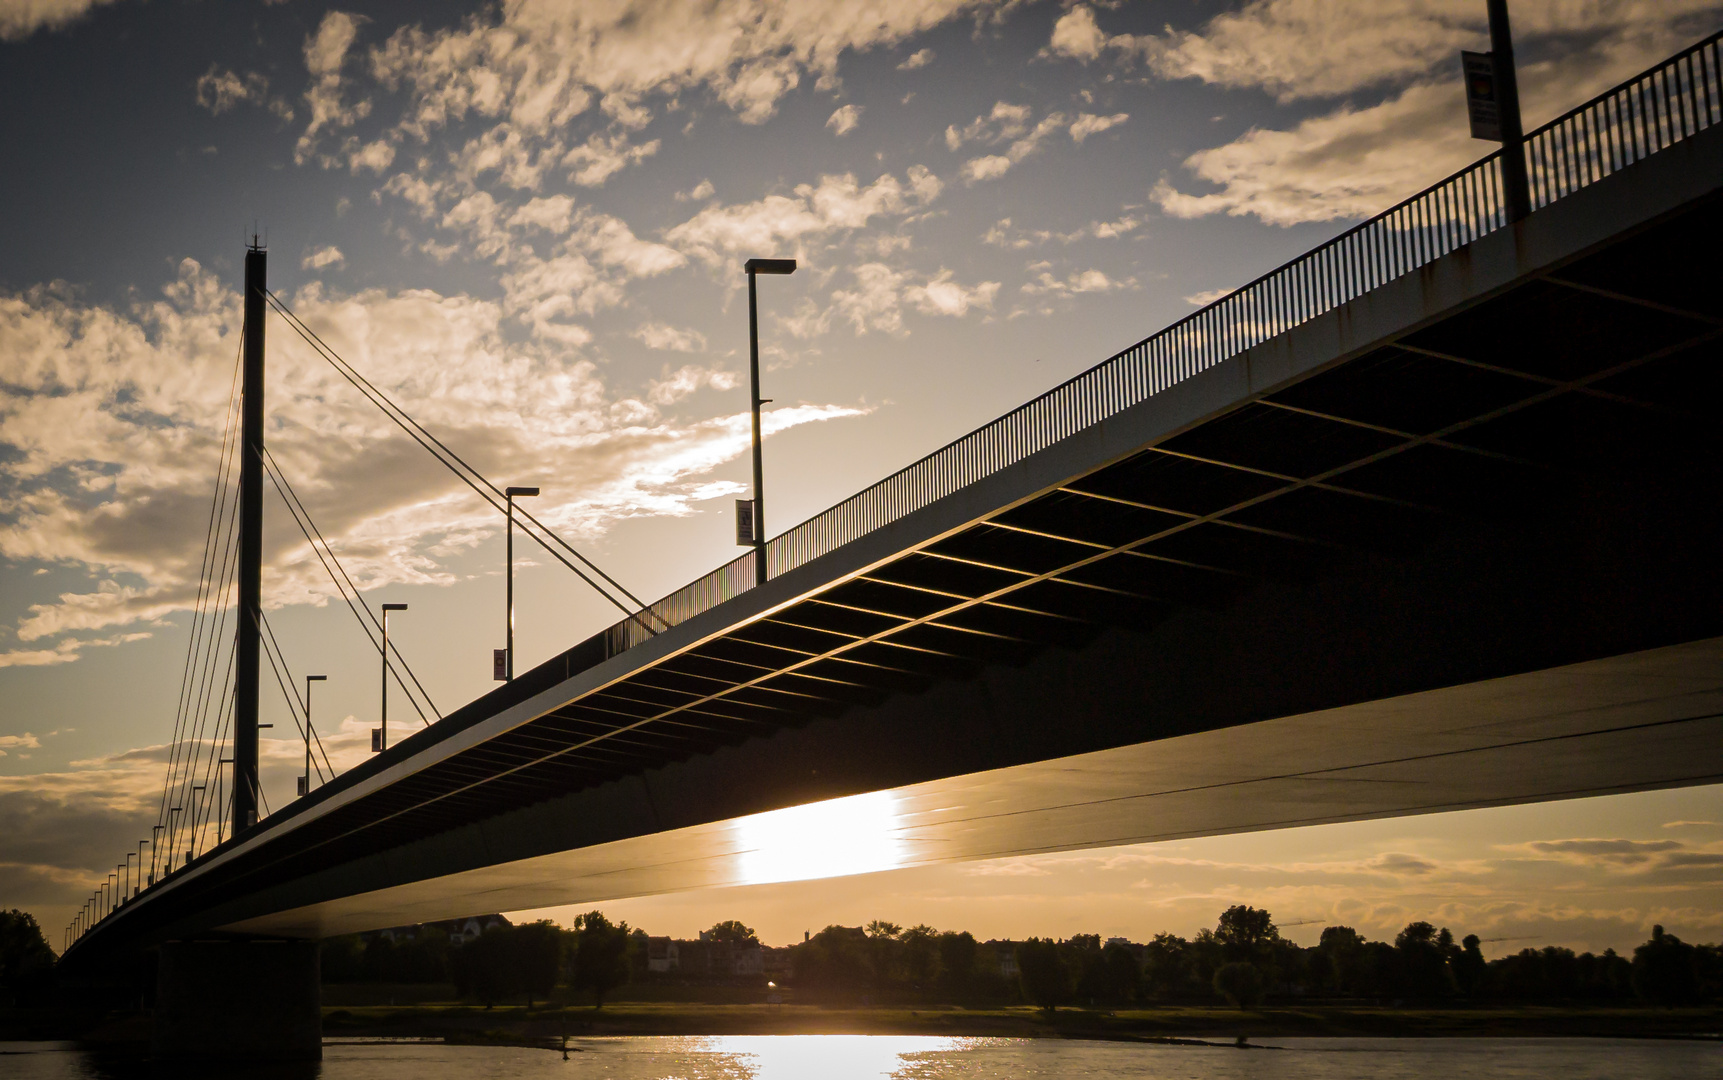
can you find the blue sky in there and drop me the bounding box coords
[3,0,1722,951]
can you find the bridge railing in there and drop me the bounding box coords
[606,30,1723,655]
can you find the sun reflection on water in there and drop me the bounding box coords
[733,791,905,885]
[698,1035,970,1080]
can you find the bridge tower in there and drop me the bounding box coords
[234,242,265,836]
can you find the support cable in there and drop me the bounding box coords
[262,451,438,725]
[263,291,666,637]
[153,334,244,882]
[260,609,336,781]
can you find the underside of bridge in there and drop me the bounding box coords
[69,122,1723,961]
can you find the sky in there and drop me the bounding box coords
[3,0,1722,955]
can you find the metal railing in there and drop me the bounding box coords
[606,30,1723,655]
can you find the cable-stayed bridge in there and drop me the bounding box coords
[58,28,1723,1060]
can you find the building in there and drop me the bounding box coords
[646,936,680,973]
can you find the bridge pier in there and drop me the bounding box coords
[153,939,320,1061]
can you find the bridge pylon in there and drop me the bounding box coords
[234,242,265,836]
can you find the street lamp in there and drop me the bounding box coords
[149,825,163,884]
[741,258,796,586]
[377,603,409,752]
[301,674,327,796]
[135,840,146,897]
[504,486,539,681]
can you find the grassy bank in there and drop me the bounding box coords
[321,1001,1723,1043]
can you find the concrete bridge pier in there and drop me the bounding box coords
[152,939,320,1061]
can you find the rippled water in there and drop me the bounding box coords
[4,1036,1718,1079]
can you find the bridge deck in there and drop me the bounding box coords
[69,53,1723,955]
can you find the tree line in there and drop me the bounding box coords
[313,904,1723,1011]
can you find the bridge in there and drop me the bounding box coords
[61,29,1723,1058]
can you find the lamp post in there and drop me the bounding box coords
[505,487,539,681]
[149,825,163,884]
[742,258,797,586]
[136,840,146,897]
[301,674,326,796]
[188,785,206,863]
[378,604,409,752]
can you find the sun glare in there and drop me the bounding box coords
[734,791,905,885]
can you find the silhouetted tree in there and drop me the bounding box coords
[1394,921,1454,998]
[572,911,632,1008]
[0,910,55,1005]
[706,920,760,947]
[1213,961,1265,1008]
[452,927,520,1006]
[1317,926,1364,995]
[1633,925,1699,1006]
[901,925,938,990]
[1452,934,1487,996]
[1214,906,1280,967]
[1015,938,1070,1012]
[514,920,564,1007]
[1142,933,1192,998]
[935,931,978,1002]
[794,925,873,1002]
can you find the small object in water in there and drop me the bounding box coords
[1236,1035,1249,1047]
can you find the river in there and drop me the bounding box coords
[3,1036,1718,1078]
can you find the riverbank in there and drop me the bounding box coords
[320,1001,1723,1043]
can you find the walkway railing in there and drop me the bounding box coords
[607,30,1723,655]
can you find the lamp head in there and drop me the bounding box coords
[307,674,328,682]
[744,258,797,275]
[383,603,409,612]
[506,486,540,497]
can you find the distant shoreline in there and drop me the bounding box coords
[317,1001,1723,1044]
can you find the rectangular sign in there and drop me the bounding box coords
[370,727,383,753]
[1462,51,1501,141]
[493,648,508,681]
[735,499,757,546]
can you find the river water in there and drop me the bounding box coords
[3,1036,1717,1079]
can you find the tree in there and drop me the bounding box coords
[1015,938,1070,1013]
[1143,934,1190,998]
[1214,906,1280,965]
[514,920,564,1008]
[1632,925,1699,1006]
[1393,921,1454,998]
[865,920,903,939]
[1212,961,1265,1009]
[901,925,939,990]
[0,910,55,1004]
[451,927,520,1007]
[706,920,760,947]
[1452,934,1487,996]
[935,931,978,1002]
[572,911,632,1008]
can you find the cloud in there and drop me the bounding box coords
[826,103,864,136]
[296,10,372,166]
[950,104,1067,183]
[563,132,661,187]
[1519,838,1685,866]
[1148,1,1723,225]
[0,260,866,647]
[0,0,117,42]
[1068,111,1127,143]
[633,323,708,354]
[1663,821,1722,829]
[0,734,43,751]
[646,364,737,405]
[1045,4,1109,63]
[676,179,716,203]
[1183,287,1234,307]
[366,0,989,143]
[302,245,345,271]
[665,169,941,268]
[897,48,935,71]
[1020,266,1131,297]
[982,214,1143,248]
[195,66,269,115]
[829,263,998,335]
